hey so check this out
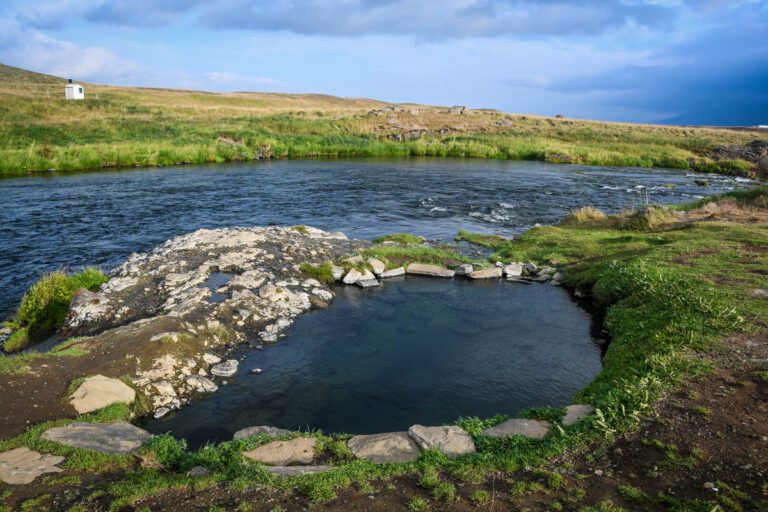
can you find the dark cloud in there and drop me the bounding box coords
[17,0,678,37]
[539,13,768,125]
[199,0,677,38]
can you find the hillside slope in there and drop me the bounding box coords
[1,63,766,176]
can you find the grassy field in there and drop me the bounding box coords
[1,63,766,176]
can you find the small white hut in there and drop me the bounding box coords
[64,79,84,100]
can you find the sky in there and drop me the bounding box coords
[1,0,767,124]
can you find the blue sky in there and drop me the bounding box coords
[1,0,766,124]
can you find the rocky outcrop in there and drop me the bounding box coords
[41,422,152,455]
[69,375,136,414]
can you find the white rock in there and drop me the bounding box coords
[343,269,362,285]
[69,375,136,414]
[367,258,386,275]
[380,267,406,279]
[503,263,524,277]
[203,353,221,365]
[186,375,218,393]
[211,359,239,377]
[406,264,455,278]
[407,425,475,458]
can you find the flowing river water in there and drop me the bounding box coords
[0,159,751,444]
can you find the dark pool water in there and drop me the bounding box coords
[145,278,604,447]
[0,158,749,317]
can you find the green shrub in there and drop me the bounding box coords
[3,327,29,353]
[9,268,107,337]
[407,497,428,511]
[469,489,490,505]
[299,262,335,284]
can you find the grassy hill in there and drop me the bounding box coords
[1,63,766,176]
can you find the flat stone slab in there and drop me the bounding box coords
[482,419,551,440]
[454,264,473,276]
[70,375,136,414]
[504,263,524,277]
[41,422,152,455]
[407,425,475,458]
[242,437,316,466]
[357,278,380,288]
[265,465,332,477]
[348,432,422,463]
[380,267,405,279]
[186,375,218,393]
[406,264,455,278]
[0,447,64,485]
[468,267,502,279]
[234,426,292,440]
[562,404,595,426]
[367,257,385,275]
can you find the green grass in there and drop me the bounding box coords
[298,262,335,284]
[4,267,107,352]
[455,229,507,249]
[372,233,427,244]
[0,63,765,176]
[0,337,90,375]
[361,245,470,269]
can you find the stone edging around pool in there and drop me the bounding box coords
[0,225,600,483]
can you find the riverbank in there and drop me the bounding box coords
[0,188,766,510]
[2,63,767,178]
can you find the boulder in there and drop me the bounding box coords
[331,265,345,281]
[367,258,386,275]
[234,426,291,440]
[187,466,211,477]
[468,267,502,279]
[343,269,362,285]
[349,432,422,463]
[210,359,238,377]
[380,267,406,279]
[41,422,152,454]
[406,264,455,278]
[0,447,64,485]
[202,353,221,365]
[357,278,380,289]
[454,264,473,276]
[524,262,538,275]
[69,375,136,414]
[186,375,218,393]
[242,437,316,466]
[562,404,595,426]
[504,263,524,278]
[407,425,475,458]
[481,419,551,440]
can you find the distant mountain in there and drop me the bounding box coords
[665,100,768,127]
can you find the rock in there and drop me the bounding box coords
[359,269,376,281]
[481,419,551,440]
[562,404,595,426]
[503,263,523,278]
[234,426,292,440]
[153,407,170,419]
[41,422,152,454]
[187,466,211,477]
[257,283,278,299]
[242,437,316,466]
[524,262,538,275]
[211,359,238,377]
[454,264,473,276]
[367,258,386,275]
[407,425,475,458]
[751,289,768,298]
[186,375,218,393]
[468,267,502,279]
[202,353,221,365]
[0,447,65,485]
[345,255,363,264]
[265,465,332,476]
[343,269,362,285]
[406,264,455,278]
[65,288,108,329]
[348,432,422,463]
[331,265,345,281]
[357,278,380,289]
[539,266,556,275]
[380,267,406,279]
[69,375,136,414]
